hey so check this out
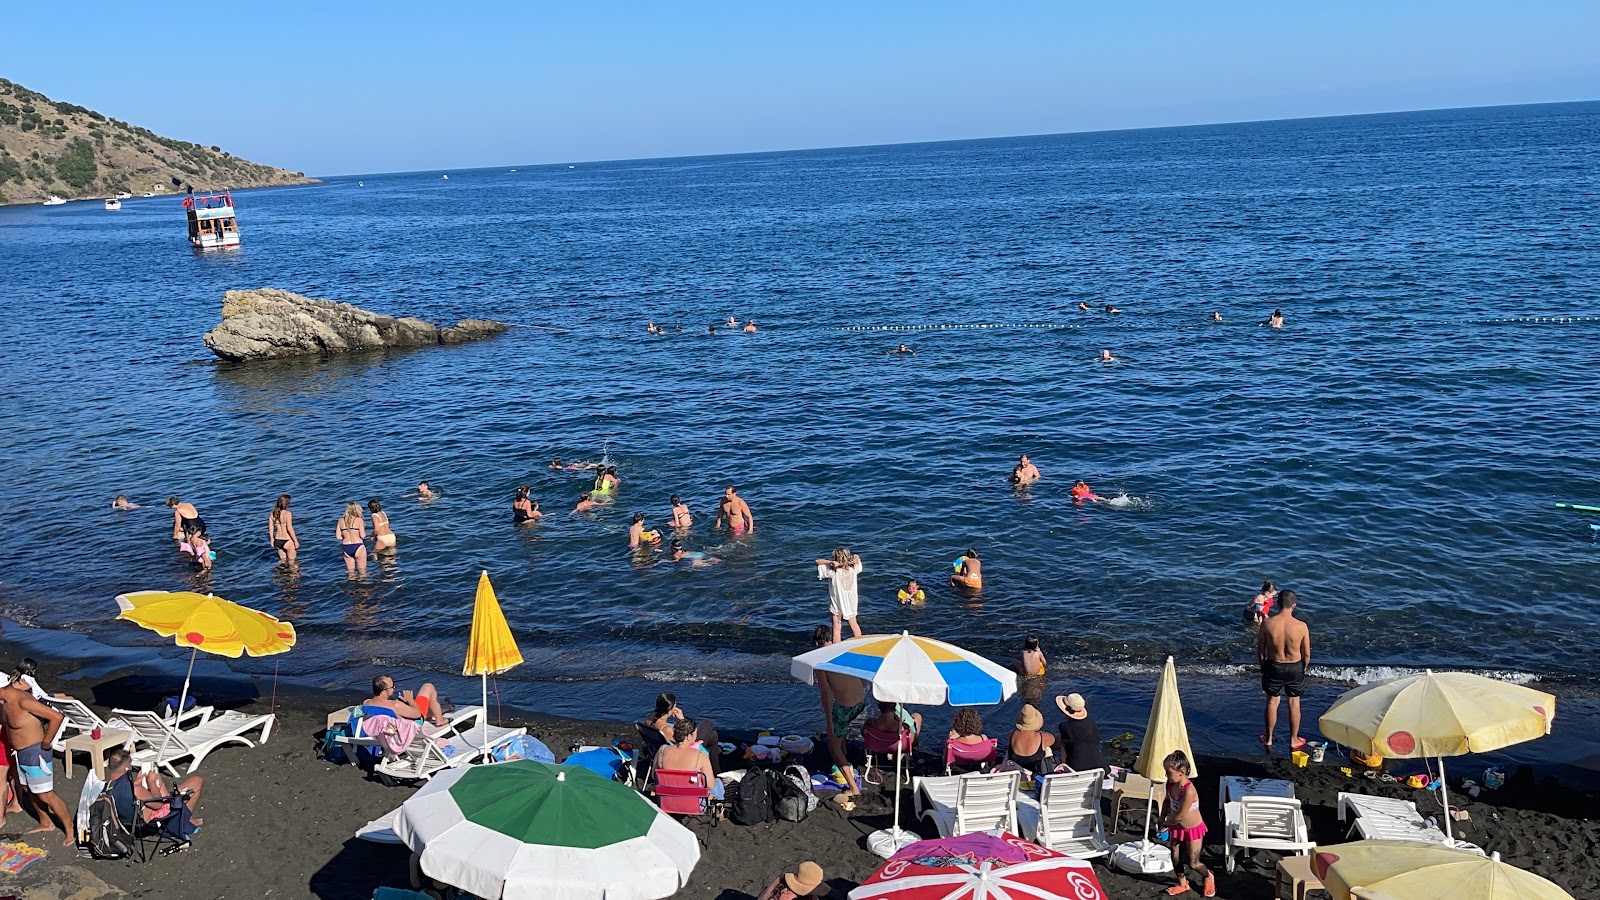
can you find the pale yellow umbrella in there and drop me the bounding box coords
[463,571,523,747]
[1312,840,1574,900]
[1113,656,1195,874]
[1319,670,1554,842]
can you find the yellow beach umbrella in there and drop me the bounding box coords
[115,591,296,752]
[463,571,522,745]
[1319,670,1554,842]
[1113,656,1195,875]
[1312,840,1574,900]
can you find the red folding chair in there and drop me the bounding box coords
[945,737,999,775]
[653,768,721,829]
[863,721,915,785]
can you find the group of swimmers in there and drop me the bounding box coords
[647,315,759,335]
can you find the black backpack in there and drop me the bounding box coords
[729,769,775,826]
[87,793,135,860]
[771,770,810,822]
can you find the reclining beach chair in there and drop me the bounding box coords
[632,720,669,789]
[331,704,489,765]
[913,769,1020,837]
[1018,769,1110,858]
[371,712,526,785]
[944,737,999,775]
[1222,795,1315,873]
[1336,792,1485,854]
[862,720,915,785]
[46,696,205,749]
[113,707,274,776]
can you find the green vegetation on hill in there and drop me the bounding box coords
[0,77,316,205]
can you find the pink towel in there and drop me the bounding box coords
[360,714,419,757]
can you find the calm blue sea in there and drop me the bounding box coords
[2,102,1598,756]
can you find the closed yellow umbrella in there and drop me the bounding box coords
[1312,840,1574,900]
[463,571,522,746]
[115,591,296,756]
[1113,656,1195,874]
[1319,670,1554,842]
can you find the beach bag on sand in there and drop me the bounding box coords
[772,772,810,823]
[730,769,776,826]
[783,765,819,813]
[86,793,134,860]
[319,721,354,763]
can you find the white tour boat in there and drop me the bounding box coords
[183,192,241,250]
[104,198,122,211]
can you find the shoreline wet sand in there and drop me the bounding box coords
[5,648,1599,900]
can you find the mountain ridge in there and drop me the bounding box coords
[0,77,315,205]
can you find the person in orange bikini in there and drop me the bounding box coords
[950,547,982,591]
[1158,750,1214,896]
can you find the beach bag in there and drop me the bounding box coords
[783,764,819,813]
[160,695,197,718]
[319,721,354,763]
[86,794,134,860]
[772,771,810,823]
[729,769,775,826]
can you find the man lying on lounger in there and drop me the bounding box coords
[367,676,446,727]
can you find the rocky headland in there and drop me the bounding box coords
[202,288,507,361]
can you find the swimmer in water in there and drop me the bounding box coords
[1211,311,1223,322]
[897,578,925,605]
[111,495,137,510]
[1262,309,1284,329]
[269,494,299,564]
[1078,301,1091,312]
[513,486,540,525]
[646,321,660,334]
[744,320,757,333]
[670,539,721,567]
[1009,454,1041,486]
[1100,349,1117,363]
[951,548,982,592]
[573,492,598,513]
[1104,304,1122,314]
[370,499,397,553]
[549,458,565,470]
[669,494,692,528]
[707,324,717,334]
[417,481,434,500]
[628,512,659,549]
[1069,480,1102,503]
[716,485,754,534]
[726,316,738,329]
[891,344,915,355]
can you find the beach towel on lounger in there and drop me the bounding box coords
[360,713,419,757]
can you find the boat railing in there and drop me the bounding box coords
[181,192,235,211]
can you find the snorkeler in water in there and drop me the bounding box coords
[669,539,721,567]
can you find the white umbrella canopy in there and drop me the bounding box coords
[396,761,700,900]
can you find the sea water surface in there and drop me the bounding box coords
[2,102,1598,756]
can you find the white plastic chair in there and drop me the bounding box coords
[113,707,274,776]
[46,696,207,749]
[1018,769,1110,858]
[1336,792,1485,855]
[370,712,526,784]
[914,769,1020,837]
[1223,796,1314,873]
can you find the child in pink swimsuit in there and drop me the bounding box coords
[1158,750,1214,896]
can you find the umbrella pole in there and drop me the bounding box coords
[892,745,903,837]
[153,647,198,769]
[1438,756,1454,842]
[1142,792,1155,844]
[481,672,489,752]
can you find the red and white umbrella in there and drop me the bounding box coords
[849,832,1106,900]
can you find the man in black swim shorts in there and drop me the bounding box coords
[1257,589,1311,751]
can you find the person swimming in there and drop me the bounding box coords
[951,548,982,592]
[1009,454,1041,486]
[628,512,660,549]
[897,578,925,605]
[744,320,758,333]
[417,481,434,500]
[112,495,137,510]
[1262,309,1284,329]
[1211,311,1223,322]
[726,316,738,329]
[573,492,598,513]
[1104,304,1122,314]
[1070,480,1103,502]
[669,539,721,567]
[1100,349,1117,363]
[513,485,540,525]
[549,458,565,470]
[891,344,914,355]
[669,494,692,528]
[593,466,619,495]
[1078,301,1091,312]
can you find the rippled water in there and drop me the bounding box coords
[2,102,1599,716]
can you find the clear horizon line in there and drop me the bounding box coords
[313,96,1600,180]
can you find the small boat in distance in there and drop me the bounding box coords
[141,192,157,198]
[42,196,67,206]
[104,198,122,211]
[183,192,240,250]
[114,191,133,200]
[441,174,449,180]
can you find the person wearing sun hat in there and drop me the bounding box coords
[1005,703,1056,775]
[1055,692,1106,771]
[757,861,828,900]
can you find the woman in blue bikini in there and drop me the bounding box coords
[335,502,367,577]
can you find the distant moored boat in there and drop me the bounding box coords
[104,198,121,211]
[442,174,449,180]
[114,191,132,200]
[183,192,240,250]
[42,196,67,206]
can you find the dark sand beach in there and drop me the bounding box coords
[5,652,1597,900]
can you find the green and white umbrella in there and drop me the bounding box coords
[395,760,701,900]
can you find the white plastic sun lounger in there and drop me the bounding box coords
[114,707,275,776]
[46,695,208,749]
[1017,769,1110,859]
[329,704,488,765]
[1337,792,1485,855]
[1223,796,1315,873]
[913,770,1020,838]
[370,716,526,784]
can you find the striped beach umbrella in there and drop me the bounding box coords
[790,631,1018,706]
[395,760,700,900]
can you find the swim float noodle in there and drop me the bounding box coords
[1556,502,1600,513]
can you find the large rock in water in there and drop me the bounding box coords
[202,288,507,361]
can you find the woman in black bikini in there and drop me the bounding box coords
[268,494,299,565]
[166,496,206,548]
[335,502,367,577]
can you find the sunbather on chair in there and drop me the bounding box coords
[106,748,204,835]
[367,675,445,727]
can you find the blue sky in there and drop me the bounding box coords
[6,1,1598,175]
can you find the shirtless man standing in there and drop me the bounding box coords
[1257,589,1310,751]
[0,680,73,845]
[715,486,754,534]
[811,627,865,810]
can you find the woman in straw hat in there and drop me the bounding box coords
[1006,703,1055,775]
[1055,692,1106,771]
[757,861,828,900]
